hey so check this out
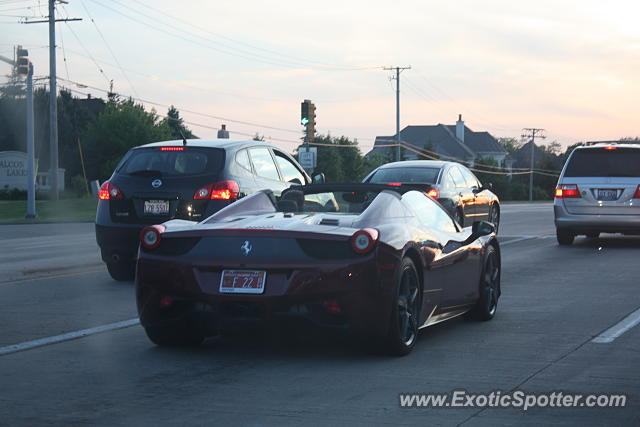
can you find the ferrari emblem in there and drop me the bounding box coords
[241,240,252,256]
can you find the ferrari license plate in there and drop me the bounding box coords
[144,200,169,215]
[597,189,617,201]
[220,270,266,294]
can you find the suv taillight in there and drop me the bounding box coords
[555,184,581,198]
[633,185,640,199]
[98,181,123,200]
[194,181,239,200]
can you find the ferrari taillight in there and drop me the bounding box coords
[350,228,379,254]
[194,181,239,200]
[98,181,123,200]
[140,224,165,249]
[555,184,581,198]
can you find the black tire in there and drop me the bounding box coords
[144,319,205,347]
[453,208,464,228]
[586,232,599,239]
[470,245,500,321]
[556,229,575,246]
[106,260,135,281]
[385,258,421,356]
[489,204,500,234]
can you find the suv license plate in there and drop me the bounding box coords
[597,189,617,201]
[144,200,169,215]
[220,270,266,294]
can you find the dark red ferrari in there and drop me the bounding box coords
[135,184,501,355]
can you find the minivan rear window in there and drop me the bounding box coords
[119,147,224,177]
[564,148,640,177]
[368,167,441,184]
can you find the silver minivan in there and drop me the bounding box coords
[554,144,640,245]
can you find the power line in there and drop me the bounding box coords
[128,0,377,72]
[75,1,138,98]
[63,20,110,85]
[86,0,381,72]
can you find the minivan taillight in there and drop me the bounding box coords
[633,185,640,199]
[555,184,581,198]
[98,181,123,200]
[194,181,239,200]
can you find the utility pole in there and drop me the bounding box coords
[25,62,36,218]
[383,66,411,162]
[521,128,546,201]
[48,0,58,200]
[23,1,81,200]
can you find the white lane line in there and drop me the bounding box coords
[500,236,538,246]
[0,318,140,356]
[592,308,640,343]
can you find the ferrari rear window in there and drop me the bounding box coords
[119,147,224,177]
[564,148,640,177]
[368,167,440,184]
[280,190,380,214]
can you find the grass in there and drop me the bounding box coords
[0,197,98,223]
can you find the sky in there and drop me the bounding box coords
[1,0,639,155]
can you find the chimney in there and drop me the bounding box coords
[456,114,465,142]
[217,124,229,139]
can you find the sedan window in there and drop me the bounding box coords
[368,167,440,184]
[459,167,480,189]
[402,191,457,233]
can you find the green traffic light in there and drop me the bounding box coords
[301,117,309,126]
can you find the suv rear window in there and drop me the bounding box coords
[368,167,441,184]
[564,147,640,177]
[119,147,224,177]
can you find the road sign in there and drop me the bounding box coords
[298,146,317,169]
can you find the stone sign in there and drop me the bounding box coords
[0,151,30,191]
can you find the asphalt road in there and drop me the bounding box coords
[1,203,639,426]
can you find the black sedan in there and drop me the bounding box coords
[135,183,501,356]
[363,160,500,231]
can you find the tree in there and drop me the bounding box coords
[296,134,365,182]
[497,137,523,154]
[160,105,195,140]
[82,99,173,181]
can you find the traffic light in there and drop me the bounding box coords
[16,45,29,77]
[301,100,310,126]
[300,99,316,142]
[307,102,316,141]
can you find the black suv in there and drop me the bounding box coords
[96,139,314,281]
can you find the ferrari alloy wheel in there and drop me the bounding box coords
[489,205,500,233]
[387,258,421,356]
[106,260,135,282]
[556,228,575,246]
[471,245,500,321]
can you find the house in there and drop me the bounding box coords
[366,115,508,166]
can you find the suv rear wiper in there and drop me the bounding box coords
[128,169,164,177]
